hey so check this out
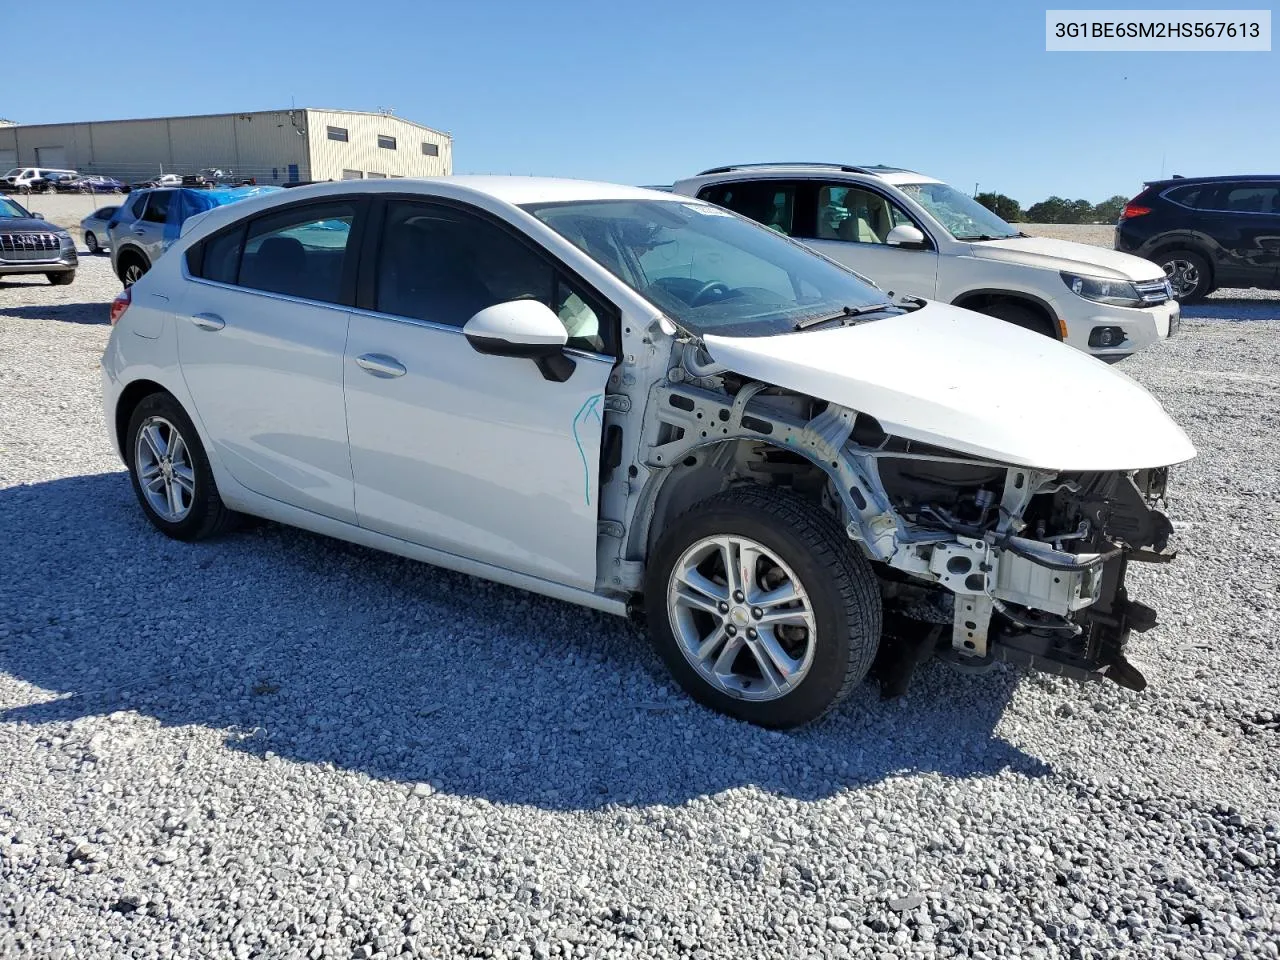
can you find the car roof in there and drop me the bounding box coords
[678,163,943,187]
[238,175,679,206]
[1146,173,1280,188]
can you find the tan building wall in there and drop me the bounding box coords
[0,109,451,185]
[304,109,452,182]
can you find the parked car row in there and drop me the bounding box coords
[102,176,1195,727]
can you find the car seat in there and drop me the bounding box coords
[243,236,307,296]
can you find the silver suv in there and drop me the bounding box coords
[109,188,177,286]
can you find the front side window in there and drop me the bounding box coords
[237,201,357,302]
[897,181,1019,240]
[377,135,397,150]
[815,185,911,243]
[525,199,890,338]
[700,182,797,236]
[142,191,172,224]
[375,200,608,352]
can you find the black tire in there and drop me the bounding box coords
[978,300,1057,338]
[118,253,148,287]
[47,271,74,286]
[85,231,99,254]
[125,392,238,542]
[645,486,882,728]
[1158,249,1212,304]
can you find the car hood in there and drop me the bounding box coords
[0,216,60,232]
[969,235,1165,282]
[702,301,1195,471]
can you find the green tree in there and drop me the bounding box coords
[1091,194,1130,223]
[974,191,1022,222]
[1025,196,1069,223]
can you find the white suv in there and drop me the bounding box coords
[673,164,1179,359]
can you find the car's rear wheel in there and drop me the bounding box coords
[1160,250,1212,304]
[126,393,237,541]
[85,231,99,254]
[645,487,882,728]
[977,299,1057,338]
[47,272,74,286]
[119,254,148,287]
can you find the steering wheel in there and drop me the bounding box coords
[690,281,732,307]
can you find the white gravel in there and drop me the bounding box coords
[2,252,1278,959]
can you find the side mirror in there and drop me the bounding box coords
[885,224,927,250]
[463,300,575,382]
[30,212,44,220]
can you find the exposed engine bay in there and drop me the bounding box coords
[609,357,1180,694]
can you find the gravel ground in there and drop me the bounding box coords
[1,253,1278,959]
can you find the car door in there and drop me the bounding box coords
[801,183,940,300]
[343,197,616,589]
[1206,181,1280,288]
[176,197,366,523]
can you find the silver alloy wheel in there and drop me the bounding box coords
[134,416,196,522]
[123,263,144,286]
[1163,258,1201,298]
[666,535,818,701]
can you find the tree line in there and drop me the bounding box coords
[974,192,1131,224]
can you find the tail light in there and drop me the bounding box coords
[1120,201,1152,220]
[109,288,131,325]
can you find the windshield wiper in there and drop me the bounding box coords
[794,302,897,330]
[955,233,1018,242]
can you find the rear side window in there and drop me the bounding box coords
[127,194,148,219]
[142,192,172,224]
[239,202,357,302]
[698,182,798,236]
[196,224,247,285]
[1164,184,1202,209]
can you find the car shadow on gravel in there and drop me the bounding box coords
[0,473,1046,811]
[0,303,110,325]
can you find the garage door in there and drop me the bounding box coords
[0,149,15,169]
[35,146,67,168]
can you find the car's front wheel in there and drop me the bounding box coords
[126,392,237,541]
[1160,250,1212,304]
[646,487,882,728]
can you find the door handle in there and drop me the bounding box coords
[132,229,146,236]
[189,312,225,331]
[355,354,407,378]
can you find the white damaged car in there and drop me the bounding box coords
[101,178,1195,727]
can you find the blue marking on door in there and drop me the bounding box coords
[573,394,604,505]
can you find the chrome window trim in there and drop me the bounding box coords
[182,268,615,362]
[1159,182,1280,216]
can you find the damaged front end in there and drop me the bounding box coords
[876,455,1177,692]
[627,372,1183,694]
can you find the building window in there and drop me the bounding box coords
[377,135,397,150]
[341,169,363,180]
[327,126,349,143]
[367,172,387,179]
[422,142,439,157]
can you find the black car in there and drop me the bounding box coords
[1115,174,1280,303]
[0,194,77,285]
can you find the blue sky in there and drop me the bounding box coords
[20,0,1276,204]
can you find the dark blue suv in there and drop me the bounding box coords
[1114,175,1280,304]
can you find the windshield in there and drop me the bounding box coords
[522,199,890,336]
[0,196,31,218]
[898,181,1020,240]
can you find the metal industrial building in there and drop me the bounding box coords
[0,108,452,184]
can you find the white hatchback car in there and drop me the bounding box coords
[673,164,1180,360]
[103,177,1194,727]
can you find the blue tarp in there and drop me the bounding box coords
[166,186,283,242]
